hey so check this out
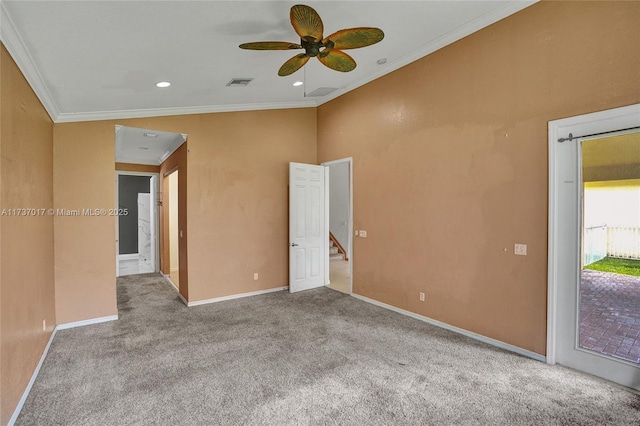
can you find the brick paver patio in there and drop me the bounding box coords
[579,269,640,364]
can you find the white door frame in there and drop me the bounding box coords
[547,103,640,369]
[321,157,354,294]
[116,171,160,276]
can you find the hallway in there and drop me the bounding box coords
[328,259,350,294]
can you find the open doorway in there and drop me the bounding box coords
[116,173,158,276]
[115,125,188,300]
[579,134,640,365]
[323,158,353,294]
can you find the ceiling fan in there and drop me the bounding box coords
[239,4,384,76]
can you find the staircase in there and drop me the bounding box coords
[329,233,347,261]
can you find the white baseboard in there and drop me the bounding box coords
[9,314,119,424]
[162,274,188,306]
[8,328,57,426]
[351,293,546,363]
[188,286,289,307]
[176,291,188,306]
[56,315,118,330]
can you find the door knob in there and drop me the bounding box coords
[291,243,299,247]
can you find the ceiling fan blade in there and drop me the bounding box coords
[278,53,310,76]
[239,41,302,50]
[317,49,356,73]
[290,4,323,42]
[322,27,384,49]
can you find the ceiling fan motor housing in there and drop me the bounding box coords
[301,37,322,57]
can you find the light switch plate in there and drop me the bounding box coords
[514,244,527,255]
[359,230,367,238]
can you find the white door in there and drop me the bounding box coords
[137,193,153,273]
[289,162,326,293]
[150,175,157,272]
[549,104,640,391]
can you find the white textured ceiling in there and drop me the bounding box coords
[0,0,537,124]
[115,126,187,165]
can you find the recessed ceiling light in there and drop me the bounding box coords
[143,133,158,138]
[293,81,304,87]
[138,147,150,150]
[376,58,387,65]
[155,81,171,88]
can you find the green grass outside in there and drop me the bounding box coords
[585,257,640,276]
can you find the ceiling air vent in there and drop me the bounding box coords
[226,78,253,87]
[305,87,338,97]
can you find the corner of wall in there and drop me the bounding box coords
[0,41,56,426]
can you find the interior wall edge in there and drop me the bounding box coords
[6,328,57,426]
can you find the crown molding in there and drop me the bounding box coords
[317,0,539,107]
[0,1,61,121]
[54,100,318,123]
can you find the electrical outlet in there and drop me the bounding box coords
[514,244,527,256]
[419,292,425,302]
[253,273,259,280]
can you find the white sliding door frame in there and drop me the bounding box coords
[548,103,640,390]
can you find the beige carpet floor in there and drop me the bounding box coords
[16,273,640,425]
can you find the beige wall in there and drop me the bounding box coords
[317,1,640,355]
[53,122,119,324]
[182,110,317,301]
[0,44,55,425]
[53,108,317,321]
[160,143,188,298]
